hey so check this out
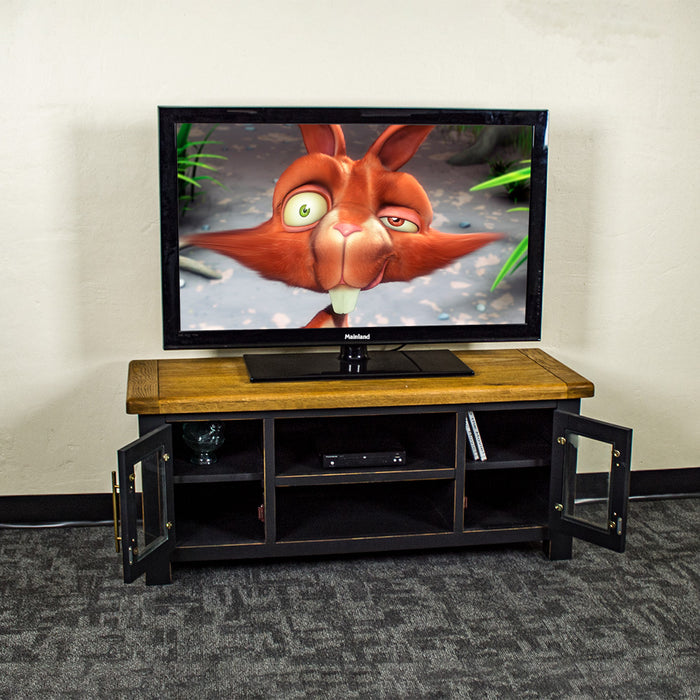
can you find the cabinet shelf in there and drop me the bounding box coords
[175,517,265,548]
[173,459,263,484]
[276,481,454,542]
[275,463,455,487]
[466,455,548,471]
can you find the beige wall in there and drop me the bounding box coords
[1,0,698,495]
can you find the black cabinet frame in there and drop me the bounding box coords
[114,398,632,584]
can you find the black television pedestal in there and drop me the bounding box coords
[113,348,632,585]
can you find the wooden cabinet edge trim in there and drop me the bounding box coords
[518,348,594,398]
[126,359,161,414]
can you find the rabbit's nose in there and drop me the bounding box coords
[334,222,362,237]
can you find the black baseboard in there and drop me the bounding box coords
[0,494,114,526]
[1,468,697,526]
[629,467,700,499]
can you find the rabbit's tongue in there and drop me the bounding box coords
[328,285,360,314]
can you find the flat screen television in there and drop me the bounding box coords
[159,107,548,381]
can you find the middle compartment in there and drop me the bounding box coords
[271,410,460,542]
[273,410,458,483]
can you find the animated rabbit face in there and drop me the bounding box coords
[185,124,501,327]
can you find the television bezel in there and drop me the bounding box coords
[159,106,548,352]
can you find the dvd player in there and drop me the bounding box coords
[321,448,406,469]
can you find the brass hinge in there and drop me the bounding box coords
[257,504,265,523]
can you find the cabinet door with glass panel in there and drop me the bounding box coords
[549,411,633,552]
[113,424,175,584]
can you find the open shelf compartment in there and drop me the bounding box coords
[274,411,457,483]
[466,408,553,469]
[276,480,455,542]
[174,481,265,547]
[171,418,264,483]
[463,466,550,529]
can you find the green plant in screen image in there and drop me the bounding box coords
[470,163,531,291]
[177,123,227,215]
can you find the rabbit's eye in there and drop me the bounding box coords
[283,191,329,228]
[380,216,419,233]
[378,206,421,233]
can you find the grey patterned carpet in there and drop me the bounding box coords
[1,498,698,699]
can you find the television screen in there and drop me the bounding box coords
[159,107,548,379]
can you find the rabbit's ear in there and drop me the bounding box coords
[299,124,346,157]
[368,125,434,171]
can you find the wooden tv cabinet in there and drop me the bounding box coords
[113,348,632,584]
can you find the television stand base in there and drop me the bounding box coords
[243,346,474,382]
[115,349,633,585]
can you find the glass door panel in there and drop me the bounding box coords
[131,452,169,563]
[562,434,615,531]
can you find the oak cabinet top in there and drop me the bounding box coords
[126,348,594,415]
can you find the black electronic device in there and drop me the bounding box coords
[321,448,407,470]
